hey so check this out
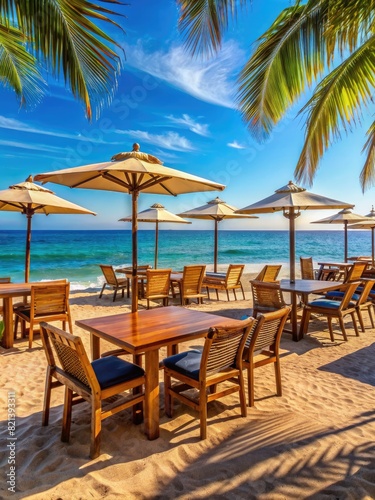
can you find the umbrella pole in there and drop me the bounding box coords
[25,210,32,283]
[131,190,139,313]
[214,219,218,273]
[344,221,348,262]
[155,221,159,269]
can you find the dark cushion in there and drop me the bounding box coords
[326,291,360,300]
[92,356,144,390]
[163,350,202,381]
[309,299,356,309]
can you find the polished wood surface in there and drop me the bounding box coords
[0,283,32,348]
[279,279,345,341]
[76,306,243,440]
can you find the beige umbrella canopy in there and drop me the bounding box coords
[311,208,372,262]
[119,203,191,269]
[347,207,375,266]
[0,176,96,282]
[35,144,224,311]
[236,181,353,282]
[178,197,257,273]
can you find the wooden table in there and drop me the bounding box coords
[0,283,32,348]
[279,279,344,341]
[76,306,243,440]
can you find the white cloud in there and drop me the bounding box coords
[0,139,67,154]
[227,140,246,149]
[126,40,243,108]
[115,129,195,152]
[166,114,210,137]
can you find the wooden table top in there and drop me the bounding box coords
[0,283,32,298]
[279,279,345,294]
[76,306,243,354]
[317,261,353,268]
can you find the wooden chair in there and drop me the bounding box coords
[204,264,245,301]
[300,281,361,342]
[14,280,73,349]
[354,279,375,331]
[40,322,145,459]
[163,317,254,439]
[250,280,287,318]
[144,269,171,309]
[255,265,282,282]
[242,307,291,406]
[175,265,206,305]
[99,265,128,301]
[325,261,368,300]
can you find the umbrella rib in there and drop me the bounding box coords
[101,172,132,190]
[139,176,174,194]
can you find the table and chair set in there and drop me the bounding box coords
[1,257,375,458]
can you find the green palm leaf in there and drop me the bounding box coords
[360,121,375,190]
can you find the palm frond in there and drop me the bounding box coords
[238,1,330,141]
[360,121,375,191]
[0,0,125,120]
[0,21,44,106]
[294,36,375,186]
[177,0,246,57]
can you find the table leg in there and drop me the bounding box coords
[291,293,302,342]
[1,298,14,349]
[91,333,100,360]
[144,349,160,440]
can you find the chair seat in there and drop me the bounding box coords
[163,350,202,380]
[92,356,145,389]
[326,290,360,300]
[309,299,356,309]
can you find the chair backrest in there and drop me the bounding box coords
[300,257,315,280]
[225,264,245,287]
[31,280,70,317]
[338,282,362,310]
[250,280,286,310]
[345,262,367,283]
[40,322,99,393]
[182,265,206,295]
[255,265,282,282]
[99,265,118,286]
[356,279,375,306]
[245,307,291,354]
[200,317,255,380]
[0,277,11,283]
[146,269,171,297]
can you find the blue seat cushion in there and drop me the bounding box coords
[326,291,360,300]
[92,356,144,390]
[163,350,202,381]
[309,299,356,309]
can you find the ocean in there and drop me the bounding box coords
[0,229,372,290]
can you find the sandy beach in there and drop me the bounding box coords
[1,272,375,499]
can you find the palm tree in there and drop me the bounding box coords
[0,0,124,120]
[177,0,375,191]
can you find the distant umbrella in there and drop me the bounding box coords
[348,207,375,266]
[311,208,372,262]
[0,176,96,282]
[119,203,190,269]
[35,144,224,311]
[236,181,353,282]
[178,197,257,273]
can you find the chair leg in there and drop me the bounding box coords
[164,373,172,418]
[28,320,34,349]
[42,367,53,426]
[241,284,245,300]
[357,309,365,332]
[247,362,255,407]
[338,317,348,341]
[216,289,219,301]
[350,312,359,337]
[199,394,208,440]
[368,305,375,328]
[299,309,311,336]
[99,283,106,298]
[226,290,230,301]
[61,386,73,443]
[233,289,237,301]
[90,400,102,459]
[238,372,247,417]
[113,289,117,302]
[206,287,210,299]
[274,359,282,397]
[327,317,335,342]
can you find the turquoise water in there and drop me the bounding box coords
[0,229,372,289]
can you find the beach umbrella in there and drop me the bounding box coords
[235,181,353,283]
[0,176,96,282]
[311,208,372,263]
[119,203,191,269]
[348,207,375,267]
[178,197,257,273]
[35,144,224,312]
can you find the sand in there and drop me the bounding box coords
[1,272,375,499]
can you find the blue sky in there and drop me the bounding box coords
[1,0,374,232]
